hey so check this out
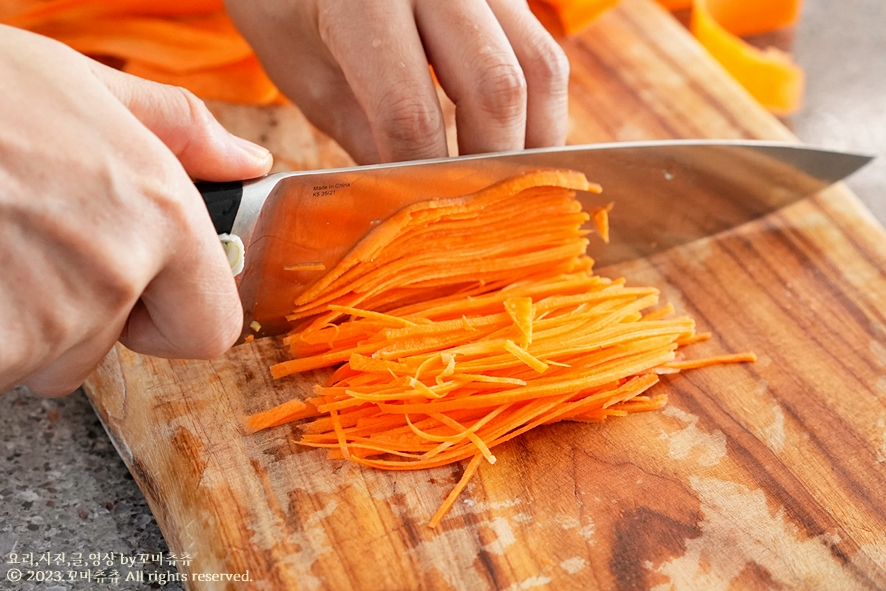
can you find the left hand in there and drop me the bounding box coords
[224,0,570,164]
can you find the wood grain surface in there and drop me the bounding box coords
[83,1,886,589]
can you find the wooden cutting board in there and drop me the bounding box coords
[83,1,886,589]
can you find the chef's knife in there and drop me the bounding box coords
[197,139,873,340]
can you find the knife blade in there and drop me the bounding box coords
[197,139,873,340]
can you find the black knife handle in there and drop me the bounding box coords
[197,180,244,235]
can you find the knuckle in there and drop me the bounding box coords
[3,315,63,383]
[169,86,215,150]
[316,1,347,48]
[472,57,527,120]
[524,38,570,94]
[373,91,444,153]
[41,210,149,311]
[173,86,211,124]
[74,247,145,313]
[147,178,194,233]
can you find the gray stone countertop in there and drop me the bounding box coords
[1,2,884,589]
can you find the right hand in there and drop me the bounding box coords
[0,26,274,397]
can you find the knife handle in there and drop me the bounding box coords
[197,180,244,235]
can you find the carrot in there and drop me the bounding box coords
[1,0,282,105]
[284,262,327,272]
[664,352,757,370]
[243,169,755,528]
[242,398,319,434]
[592,202,614,244]
[527,0,620,36]
[428,454,483,528]
[691,0,803,116]
[526,0,804,115]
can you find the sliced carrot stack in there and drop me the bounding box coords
[245,170,754,528]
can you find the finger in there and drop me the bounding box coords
[85,71,248,359]
[118,198,244,360]
[487,0,570,147]
[89,62,273,180]
[89,68,247,360]
[318,0,447,162]
[251,53,382,164]
[222,1,382,165]
[416,0,527,155]
[283,67,381,165]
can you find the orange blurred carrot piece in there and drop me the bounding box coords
[528,0,621,37]
[1,0,281,106]
[655,0,692,10]
[525,0,805,116]
[691,0,804,116]
[125,56,281,105]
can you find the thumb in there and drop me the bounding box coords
[90,62,273,181]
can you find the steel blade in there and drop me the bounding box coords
[234,140,873,338]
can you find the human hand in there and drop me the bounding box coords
[224,0,569,164]
[0,26,273,397]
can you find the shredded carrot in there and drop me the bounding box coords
[243,169,755,528]
[428,454,483,528]
[504,296,534,348]
[242,398,318,434]
[504,339,549,374]
[592,202,614,244]
[284,262,327,272]
[664,352,757,370]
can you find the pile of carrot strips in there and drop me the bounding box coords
[243,169,755,528]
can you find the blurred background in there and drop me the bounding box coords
[792,0,886,224]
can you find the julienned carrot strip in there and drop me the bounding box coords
[285,262,327,272]
[241,398,319,434]
[592,202,614,244]
[504,340,549,373]
[504,296,534,348]
[677,332,712,345]
[245,170,755,528]
[428,454,483,528]
[664,352,757,369]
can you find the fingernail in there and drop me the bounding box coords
[231,134,272,162]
